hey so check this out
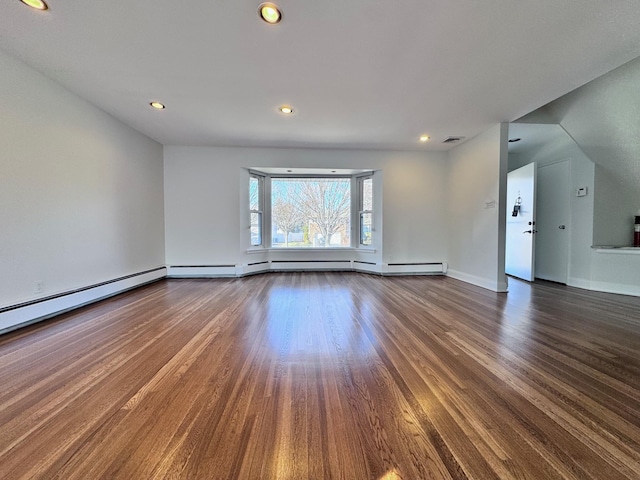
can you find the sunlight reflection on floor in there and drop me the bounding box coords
[264,284,378,360]
[378,469,403,480]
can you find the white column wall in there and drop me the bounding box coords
[446,124,509,292]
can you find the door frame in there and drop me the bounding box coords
[534,158,571,284]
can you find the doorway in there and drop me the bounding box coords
[506,123,578,286]
[535,160,570,284]
[505,163,536,281]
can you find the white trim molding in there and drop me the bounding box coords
[166,265,237,277]
[447,269,508,293]
[168,261,448,278]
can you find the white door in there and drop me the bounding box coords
[535,161,570,283]
[505,163,536,281]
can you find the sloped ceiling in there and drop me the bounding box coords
[543,57,640,189]
[519,56,640,192]
[2,1,640,150]
[506,124,570,157]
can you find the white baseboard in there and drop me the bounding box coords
[567,277,592,290]
[353,262,382,274]
[588,280,640,297]
[167,265,237,277]
[567,277,640,297]
[170,261,448,277]
[447,269,508,292]
[269,260,353,272]
[0,267,167,334]
[240,262,270,276]
[384,262,447,276]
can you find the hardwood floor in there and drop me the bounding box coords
[1,273,639,479]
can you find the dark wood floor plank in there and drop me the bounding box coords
[1,273,640,479]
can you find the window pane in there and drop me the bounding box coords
[250,176,260,211]
[251,212,262,246]
[272,177,351,248]
[362,178,373,211]
[360,212,372,245]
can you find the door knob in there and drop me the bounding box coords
[559,225,566,230]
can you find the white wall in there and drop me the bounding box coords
[593,166,634,246]
[540,56,640,246]
[446,124,509,292]
[0,50,165,308]
[568,157,595,285]
[164,146,449,271]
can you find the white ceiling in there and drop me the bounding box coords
[2,1,640,151]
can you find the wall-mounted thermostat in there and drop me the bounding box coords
[576,186,588,197]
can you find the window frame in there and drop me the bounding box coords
[357,175,373,246]
[248,170,374,251]
[249,172,265,247]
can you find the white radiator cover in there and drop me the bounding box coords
[0,267,167,334]
[385,262,448,275]
[167,261,448,277]
[269,260,352,272]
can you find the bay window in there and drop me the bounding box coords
[249,171,373,249]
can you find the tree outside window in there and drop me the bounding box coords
[271,178,351,248]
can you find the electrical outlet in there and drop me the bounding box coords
[34,281,44,294]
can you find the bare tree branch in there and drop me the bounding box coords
[274,178,350,246]
[272,199,302,247]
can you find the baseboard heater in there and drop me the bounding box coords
[353,260,380,274]
[167,261,448,277]
[0,267,167,335]
[386,262,447,275]
[167,265,237,277]
[270,260,352,272]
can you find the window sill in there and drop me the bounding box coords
[593,246,640,255]
[267,247,357,253]
[246,247,377,254]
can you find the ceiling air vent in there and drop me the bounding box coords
[442,136,465,144]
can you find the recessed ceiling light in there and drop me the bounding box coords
[20,0,48,10]
[286,169,293,173]
[150,102,165,110]
[419,135,430,142]
[508,138,522,143]
[259,3,282,24]
[279,105,294,114]
[331,170,337,173]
